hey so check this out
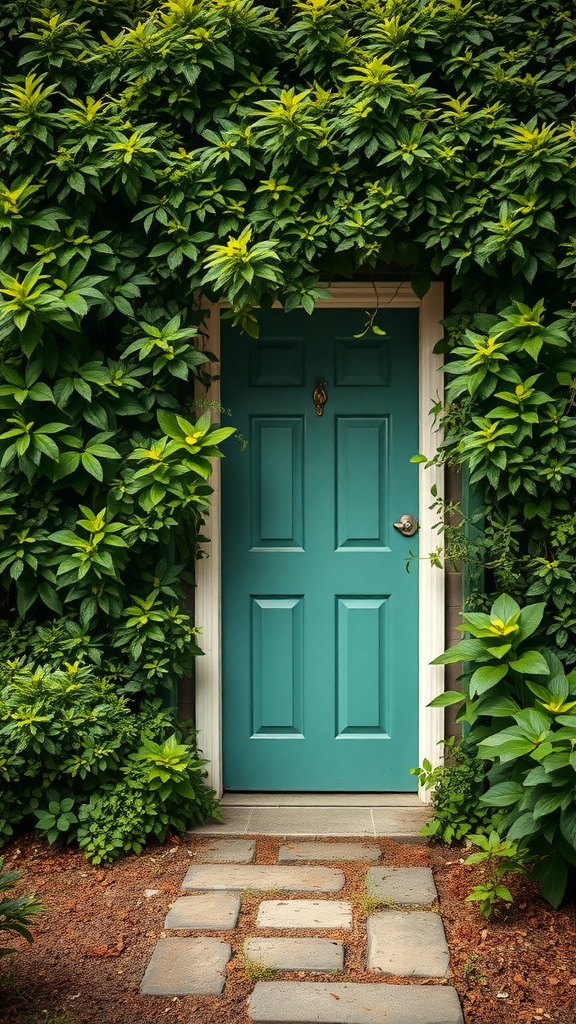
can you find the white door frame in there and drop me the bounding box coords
[194,282,446,800]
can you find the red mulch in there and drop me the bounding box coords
[1,833,575,1024]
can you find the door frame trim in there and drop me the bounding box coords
[195,282,445,800]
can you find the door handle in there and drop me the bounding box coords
[393,514,418,537]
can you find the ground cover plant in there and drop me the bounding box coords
[0,855,41,958]
[0,0,575,875]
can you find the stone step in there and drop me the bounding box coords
[182,864,345,893]
[257,899,352,930]
[249,981,464,1023]
[366,866,437,906]
[278,842,381,863]
[164,893,240,930]
[140,937,231,996]
[191,838,256,863]
[244,937,343,972]
[367,911,449,977]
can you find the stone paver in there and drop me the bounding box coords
[257,899,352,930]
[193,838,256,863]
[164,893,240,930]
[366,866,437,906]
[244,938,343,972]
[182,864,345,893]
[141,827,457,1014]
[367,910,450,977]
[140,937,231,996]
[278,841,380,863]
[370,807,429,837]
[249,981,464,1023]
[246,807,375,836]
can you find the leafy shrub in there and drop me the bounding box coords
[411,739,496,844]
[0,660,221,862]
[437,301,576,664]
[431,593,576,908]
[0,856,42,958]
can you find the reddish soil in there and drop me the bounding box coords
[1,833,575,1024]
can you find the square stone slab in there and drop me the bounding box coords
[182,864,345,893]
[366,866,437,906]
[371,807,429,837]
[368,910,450,977]
[257,899,352,930]
[140,937,231,996]
[244,938,343,972]
[192,838,256,863]
[279,842,380,863]
[164,893,240,930]
[249,981,464,1023]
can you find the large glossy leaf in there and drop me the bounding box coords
[491,594,520,624]
[516,602,546,641]
[469,663,508,697]
[532,855,568,909]
[427,691,464,708]
[479,781,524,806]
[508,651,550,675]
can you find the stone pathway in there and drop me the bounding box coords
[140,837,464,1023]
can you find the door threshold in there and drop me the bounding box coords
[221,792,421,808]
[191,795,428,837]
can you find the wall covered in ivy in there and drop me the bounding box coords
[0,0,575,684]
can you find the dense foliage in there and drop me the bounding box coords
[0,659,220,861]
[1,0,574,670]
[411,738,495,844]
[430,595,576,908]
[0,1,575,870]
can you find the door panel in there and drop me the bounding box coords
[336,416,389,548]
[221,307,419,791]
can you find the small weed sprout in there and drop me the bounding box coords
[240,951,276,982]
[462,954,487,985]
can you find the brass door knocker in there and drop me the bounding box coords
[313,379,328,416]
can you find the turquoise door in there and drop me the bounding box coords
[221,307,419,791]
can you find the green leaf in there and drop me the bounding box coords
[81,452,103,480]
[427,691,464,707]
[476,695,521,717]
[432,638,490,664]
[204,426,236,445]
[507,811,540,841]
[157,410,182,437]
[54,451,80,478]
[33,434,59,460]
[509,651,550,675]
[469,664,508,696]
[560,809,576,850]
[532,855,568,909]
[478,734,535,760]
[479,781,524,806]
[516,602,546,640]
[533,792,567,819]
[491,594,520,623]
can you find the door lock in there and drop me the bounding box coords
[393,514,418,537]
